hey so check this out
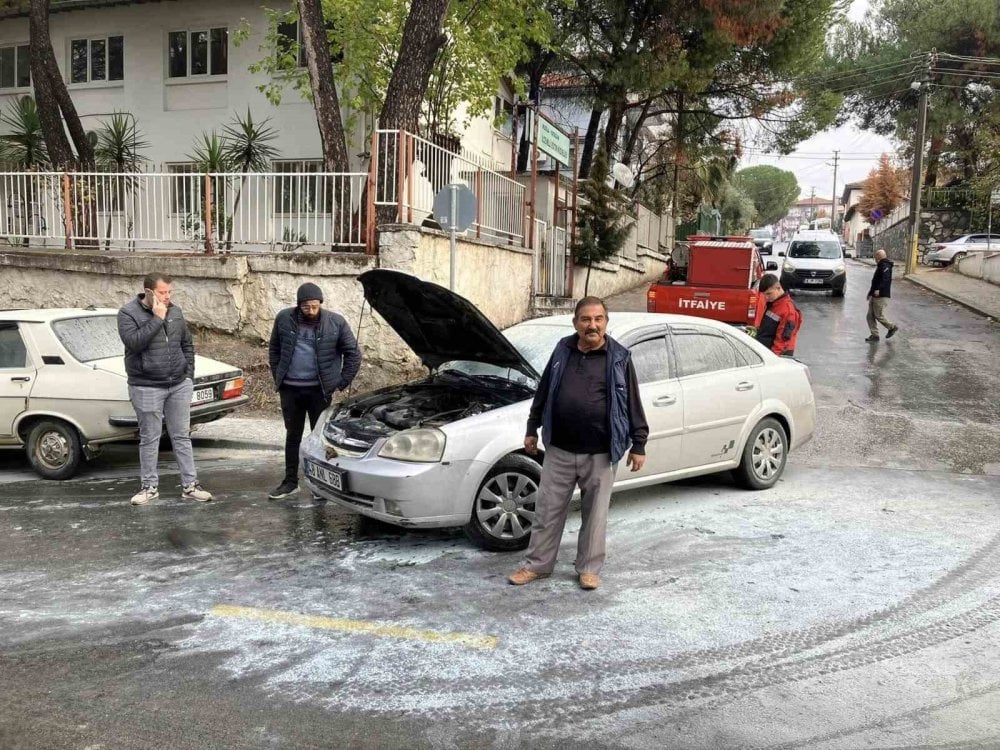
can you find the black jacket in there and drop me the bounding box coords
[118,295,194,388]
[869,258,893,299]
[269,308,361,397]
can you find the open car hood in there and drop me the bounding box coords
[359,269,540,379]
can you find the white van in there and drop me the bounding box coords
[779,230,847,297]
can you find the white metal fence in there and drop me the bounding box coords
[0,170,368,251]
[373,130,525,245]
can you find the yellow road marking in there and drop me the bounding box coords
[210,604,497,650]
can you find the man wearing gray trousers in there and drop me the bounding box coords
[118,272,213,506]
[508,297,648,591]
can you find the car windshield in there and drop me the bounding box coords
[788,240,842,259]
[437,322,570,387]
[749,230,771,239]
[51,315,124,363]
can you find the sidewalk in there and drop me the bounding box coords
[191,414,285,451]
[857,258,1000,321]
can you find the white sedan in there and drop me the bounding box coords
[0,307,248,479]
[924,234,1000,266]
[302,270,816,551]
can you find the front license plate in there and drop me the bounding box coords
[191,387,214,404]
[802,278,824,285]
[305,460,345,492]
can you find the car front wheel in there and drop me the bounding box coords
[464,454,541,551]
[733,417,787,490]
[26,419,83,480]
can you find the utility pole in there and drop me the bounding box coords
[906,51,935,275]
[809,186,816,222]
[830,150,840,233]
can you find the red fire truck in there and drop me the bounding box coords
[646,235,769,325]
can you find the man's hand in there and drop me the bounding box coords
[873,290,880,297]
[524,436,538,456]
[152,296,168,320]
[626,453,645,472]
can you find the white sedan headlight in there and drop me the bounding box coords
[378,428,446,462]
[783,261,796,273]
[833,263,846,274]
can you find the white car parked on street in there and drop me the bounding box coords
[301,270,816,551]
[923,234,1000,266]
[0,308,248,479]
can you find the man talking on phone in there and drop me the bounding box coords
[118,272,213,506]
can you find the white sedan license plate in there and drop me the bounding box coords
[802,278,824,285]
[306,460,344,491]
[191,387,215,404]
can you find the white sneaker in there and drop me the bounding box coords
[131,486,158,505]
[181,482,213,502]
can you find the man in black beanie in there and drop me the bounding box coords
[267,282,361,499]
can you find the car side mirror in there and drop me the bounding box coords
[777,251,785,257]
[765,261,778,271]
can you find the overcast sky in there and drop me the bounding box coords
[737,0,895,203]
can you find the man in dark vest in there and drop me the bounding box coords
[268,282,361,500]
[508,297,648,590]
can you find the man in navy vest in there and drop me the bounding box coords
[509,297,648,590]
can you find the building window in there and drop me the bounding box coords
[274,160,330,214]
[0,44,30,90]
[70,36,124,84]
[276,21,306,68]
[168,28,228,78]
[168,164,200,215]
[494,97,514,138]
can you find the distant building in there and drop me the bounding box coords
[840,181,870,250]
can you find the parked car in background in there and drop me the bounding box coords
[0,308,248,479]
[923,234,1000,266]
[749,228,774,254]
[780,230,848,297]
[301,269,816,552]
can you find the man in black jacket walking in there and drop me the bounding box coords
[268,282,361,499]
[866,249,899,342]
[118,272,213,506]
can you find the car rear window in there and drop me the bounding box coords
[51,315,124,363]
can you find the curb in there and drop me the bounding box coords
[190,436,283,451]
[904,275,998,321]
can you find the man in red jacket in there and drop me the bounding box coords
[754,274,802,356]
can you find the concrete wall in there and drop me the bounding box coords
[0,228,543,389]
[956,251,1000,286]
[572,247,668,300]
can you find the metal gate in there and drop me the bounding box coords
[533,220,569,297]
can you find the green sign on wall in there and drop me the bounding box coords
[528,112,571,168]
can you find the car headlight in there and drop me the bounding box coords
[783,262,796,273]
[833,263,846,274]
[377,428,446,463]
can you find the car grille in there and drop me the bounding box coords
[323,423,375,455]
[315,484,376,509]
[794,269,834,280]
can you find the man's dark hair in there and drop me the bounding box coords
[143,272,172,290]
[574,296,608,318]
[759,274,781,293]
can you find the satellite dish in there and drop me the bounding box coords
[611,162,635,188]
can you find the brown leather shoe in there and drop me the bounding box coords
[579,573,600,590]
[508,568,546,585]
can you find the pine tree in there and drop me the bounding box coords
[573,147,630,295]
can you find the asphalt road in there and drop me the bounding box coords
[2,260,1000,749]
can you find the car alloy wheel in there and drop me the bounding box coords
[751,426,785,482]
[733,417,787,490]
[465,455,541,551]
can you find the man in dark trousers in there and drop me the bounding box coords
[866,249,899,342]
[268,282,361,500]
[508,297,648,591]
[118,272,213,506]
[755,274,802,357]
